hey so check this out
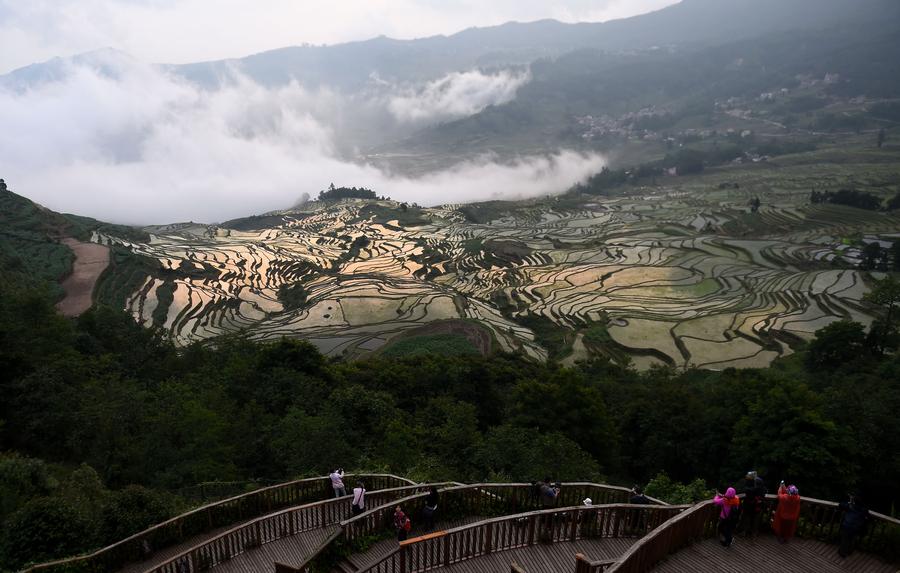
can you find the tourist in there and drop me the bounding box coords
[838,493,869,558]
[394,505,411,542]
[330,468,346,498]
[351,481,366,516]
[539,477,560,508]
[714,488,741,547]
[630,486,650,505]
[739,470,767,538]
[423,486,439,531]
[772,483,801,543]
[629,486,650,533]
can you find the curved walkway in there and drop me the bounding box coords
[212,526,339,573]
[650,536,895,573]
[119,520,251,573]
[338,516,486,572]
[433,538,633,573]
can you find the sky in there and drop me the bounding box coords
[0,0,678,223]
[0,0,678,73]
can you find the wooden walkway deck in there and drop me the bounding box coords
[210,526,339,573]
[650,536,896,573]
[339,517,487,572]
[120,520,251,573]
[435,537,635,573]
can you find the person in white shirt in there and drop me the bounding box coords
[330,468,346,497]
[351,481,366,515]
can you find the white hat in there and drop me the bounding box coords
[583,498,593,506]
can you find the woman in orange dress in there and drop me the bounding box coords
[773,484,802,543]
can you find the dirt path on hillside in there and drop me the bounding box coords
[56,238,110,317]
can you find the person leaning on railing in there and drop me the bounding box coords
[714,488,741,548]
[838,493,869,558]
[351,481,366,516]
[772,482,801,543]
[330,468,346,498]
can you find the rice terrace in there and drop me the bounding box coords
[94,144,900,370]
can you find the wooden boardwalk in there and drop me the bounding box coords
[434,537,635,573]
[120,520,251,573]
[339,517,487,572]
[211,526,339,573]
[651,536,896,573]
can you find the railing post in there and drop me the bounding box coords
[398,544,407,573]
[570,509,579,541]
[485,523,493,554]
[575,554,591,573]
[443,534,451,567]
[527,515,536,545]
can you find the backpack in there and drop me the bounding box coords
[403,518,412,532]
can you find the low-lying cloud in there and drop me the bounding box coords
[0,60,603,225]
[388,69,530,123]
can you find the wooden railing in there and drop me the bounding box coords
[359,504,687,573]
[289,482,663,573]
[606,495,900,572]
[604,500,717,573]
[574,554,616,573]
[152,483,449,573]
[21,473,413,573]
[343,482,666,547]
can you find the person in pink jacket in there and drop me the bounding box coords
[714,487,741,547]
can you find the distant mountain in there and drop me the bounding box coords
[3,0,896,92]
[168,0,900,90]
[378,3,900,168]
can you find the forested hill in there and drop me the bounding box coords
[1,183,899,570]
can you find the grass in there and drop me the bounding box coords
[513,313,575,361]
[381,334,480,358]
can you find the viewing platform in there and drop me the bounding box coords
[19,475,898,573]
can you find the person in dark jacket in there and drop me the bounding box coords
[628,486,651,533]
[539,477,560,508]
[838,494,869,558]
[739,471,767,537]
[630,486,650,505]
[423,486,439,531]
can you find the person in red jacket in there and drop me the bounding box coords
[773,483,802,543]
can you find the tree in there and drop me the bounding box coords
[101,485,178,543]
[473,424,600,482]
[806,320,868,370]
[0,454,56,519]
[511,368,618,469]
[861,242,884,270]
[272,408,355,475]
[727,378,854,499]
[644,472,713,504]
[864,276,900,353]
[0,498,92,569]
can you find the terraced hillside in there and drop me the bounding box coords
[92,156,900,368]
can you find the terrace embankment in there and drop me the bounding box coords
[56,238,109,317]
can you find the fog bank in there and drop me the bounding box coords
[0,59,604,224]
